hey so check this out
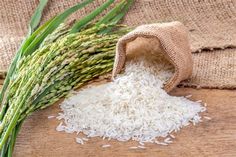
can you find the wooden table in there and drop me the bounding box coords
[0,83,236,157]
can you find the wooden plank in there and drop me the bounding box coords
[12,88,236,157]
[0,71,6,80]
[0,79,4,85]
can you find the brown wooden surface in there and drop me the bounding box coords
[0,83,236,157]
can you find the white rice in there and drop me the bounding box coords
[204,116,212,120]
[164,137,173,143]
[196,100,202,103]
[102,144,111,148]
[137,145,146,149]
[170,134,175,139]
[139,142,145,146]
[56,56,206,145]
[82,137,89,141]
[155,140,168,146]
[185,95,192,98]
[47,116,55,119]
[76,138,84,145]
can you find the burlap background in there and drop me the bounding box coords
[0,0,236,88]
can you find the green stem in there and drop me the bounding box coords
[7,121,23,157]
[0,121,23,157]
[0,105,22,149]
[0,141,8,157]
[7,129,16,157]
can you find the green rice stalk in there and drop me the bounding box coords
[0,0,133,156]
[0,0,95,119]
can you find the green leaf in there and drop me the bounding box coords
[29,0,49,34]
[22,17,56,52]
[70,0,115,33]
[110,0,133,24]
[96,0,126,26]
[99,0,134,34]
[23,0,95,56]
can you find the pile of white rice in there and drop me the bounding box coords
[56,55,206,146]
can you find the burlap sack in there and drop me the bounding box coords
[0,0,236,89]
[112,21,193,92]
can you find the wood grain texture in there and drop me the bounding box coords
[0,83,235,157]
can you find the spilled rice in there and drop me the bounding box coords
[56,56,206,146]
